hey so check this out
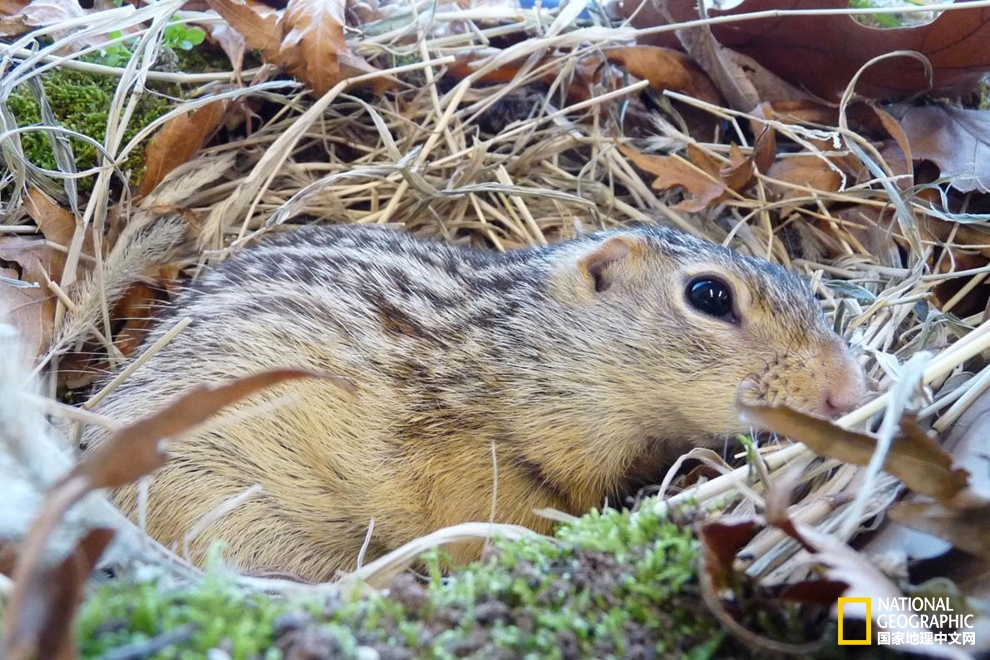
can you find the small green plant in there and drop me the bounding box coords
[97,30,133,68]
[93,21,205,68]
[163,23,206,52]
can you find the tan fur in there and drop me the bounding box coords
[80,224,867,581]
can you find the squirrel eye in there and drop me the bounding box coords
[686,277,736,322]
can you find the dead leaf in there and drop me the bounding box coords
[620,142,761,211]
[625,0,990,100]
[622,145,726,211]
[890,103,990,193]
[277,0,347,96]
[604,45,722,105]
[698,518,759,589]
[767,155,843,200]
[106,282,165,358]
[707,0,990,101]
[0,239,57,355]
[2,528,113,660]
[697,517,825,654]
[205,0,282,61]
[0,0,29,14]
[24,188,77,249]
[140,100,229,197]
[206,0,390,94]
[13,0,84,28]
[1,370,340,659]
[738,402,969,502]
[890,496,990,560]
[206,21,246,74]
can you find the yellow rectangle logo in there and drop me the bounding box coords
[838,597,872,645]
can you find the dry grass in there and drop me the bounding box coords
[2,1,989,593]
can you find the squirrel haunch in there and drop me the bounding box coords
[81,224,867,581]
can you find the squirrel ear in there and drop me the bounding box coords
[578,235,640,293]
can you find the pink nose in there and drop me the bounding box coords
[819,389,861,417]
[817,364,869,417]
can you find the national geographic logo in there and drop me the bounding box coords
[837,598,871,645]
[837,597,977,648]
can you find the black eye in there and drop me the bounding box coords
[686,278,736,322]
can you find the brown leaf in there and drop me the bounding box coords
[705,0,990,101]
[620,142,762,211]
[604,46,722,105]
[24,188,76,249]
[697,518,760,588]
[620,145,725,211]
[676,16,814,110]
[277,0,347,96]
[72,369,330,490]
[338,50,397,96]
[889,496,990,560]
[767,155,843,200]
[140,100,229,196]
[205,0,282,61]
[2,528,114,660]
[720,143,756,192]
[891,103,990,193]
[738,402,969,502]
[626,0,990,100]
[0,239,57,355]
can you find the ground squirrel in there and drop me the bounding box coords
[80,223,867,581]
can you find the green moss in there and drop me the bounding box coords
[78,509,728,659]
[4,65,175,194]
[79,505,885,658]
[78,570,283,658]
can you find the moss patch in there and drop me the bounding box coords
[76,503,913,659]
[76,509,746,659]
[4,62,180,195]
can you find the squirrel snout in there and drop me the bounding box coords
[814,355,869,418]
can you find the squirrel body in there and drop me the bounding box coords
[81,224,866,581]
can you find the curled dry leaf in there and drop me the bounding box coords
[206,0,389,94]
[738,402,969,502]
[698,518,760,578]
[2,528,114,660]
[697,517,824,654]
[767,155,843,201]
[207,21,247,73]
[74,369,334,490]
[0,0,83,37]
[1,370,339,659]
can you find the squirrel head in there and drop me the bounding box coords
[545,226,868,445]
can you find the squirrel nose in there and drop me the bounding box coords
[820,390,859,418]
[818,371,868,417]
